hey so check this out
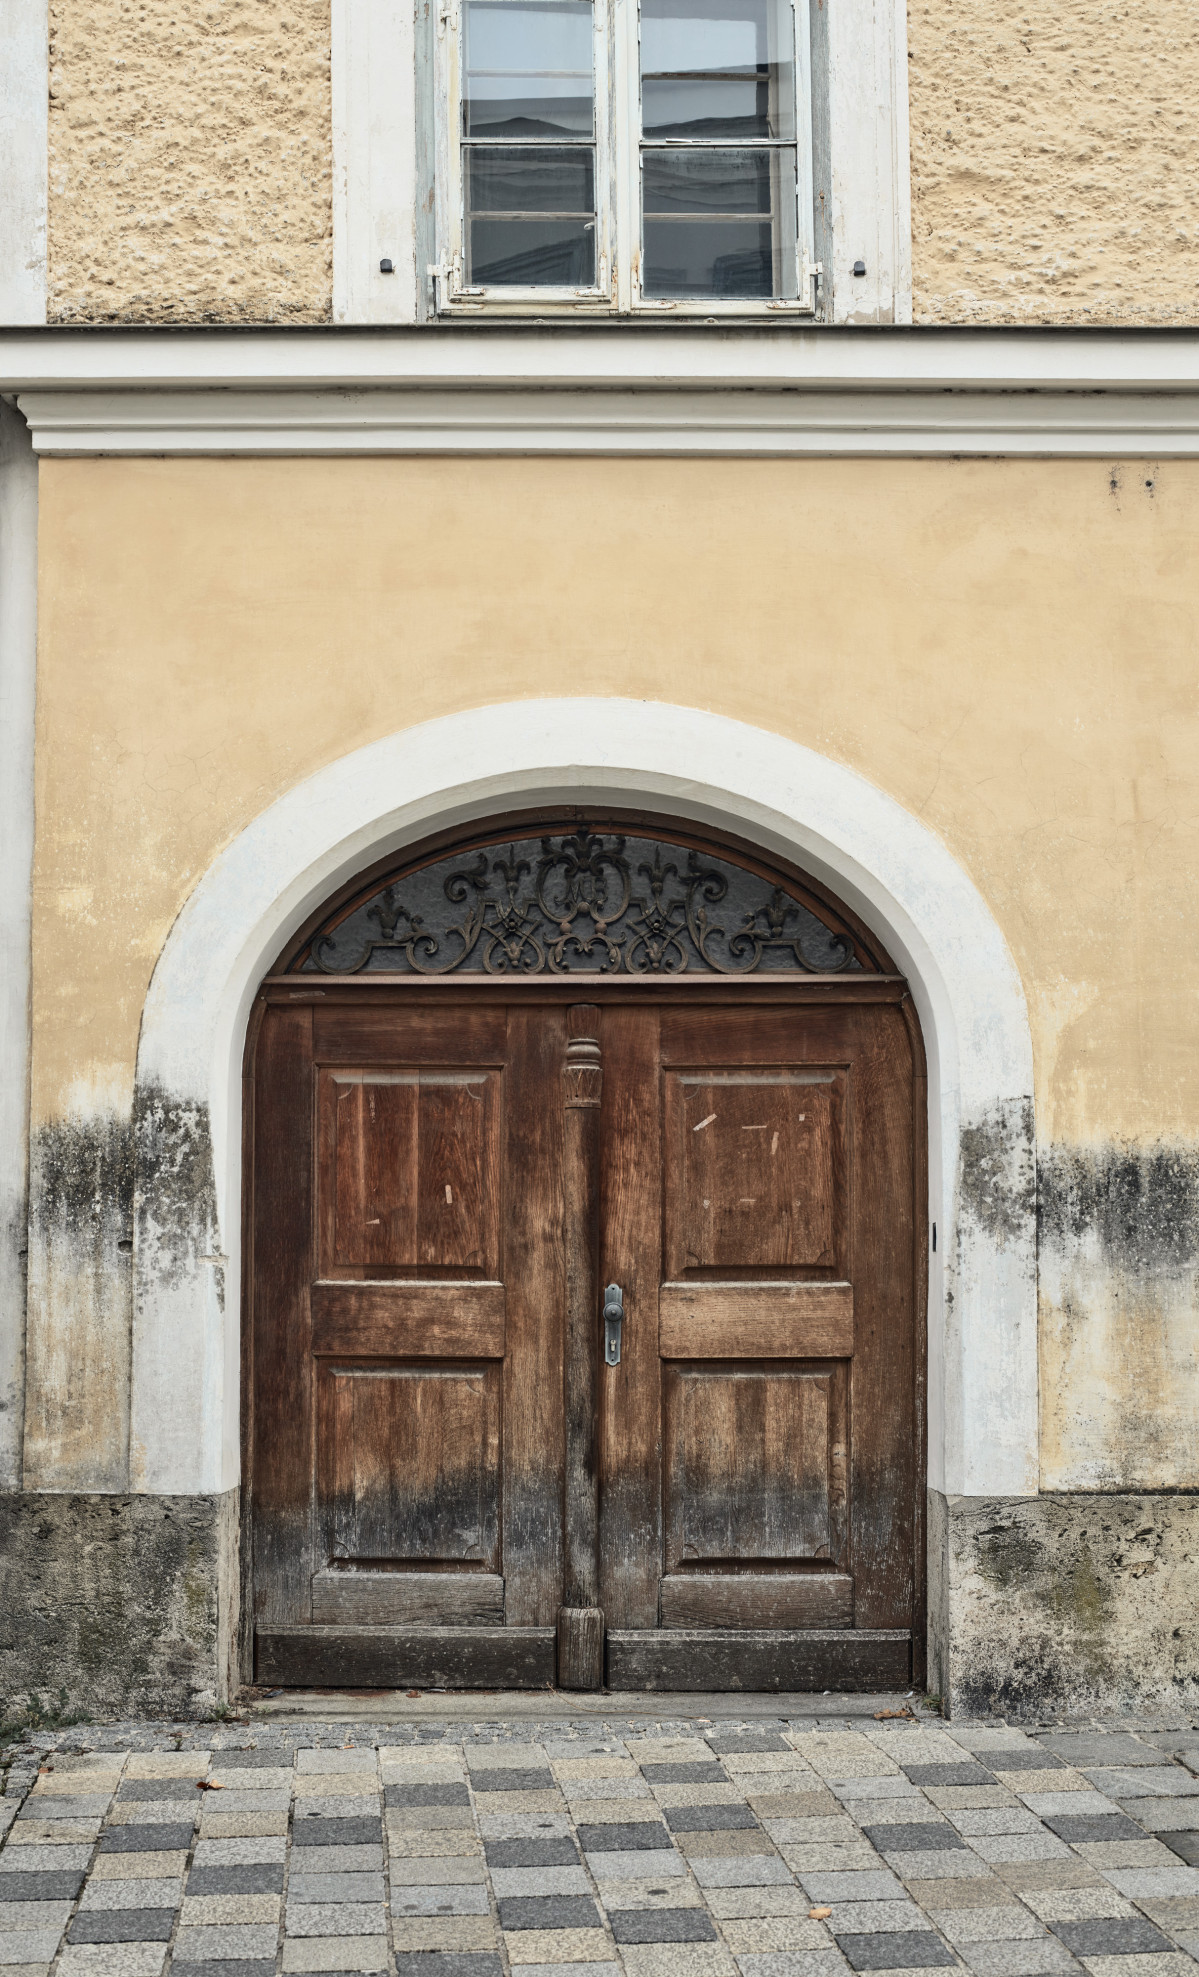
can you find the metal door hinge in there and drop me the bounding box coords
[427,254,460,311]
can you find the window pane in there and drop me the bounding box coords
[467,215,597,285]
[640,0,795,140]
[642,146,797,296]
[467,145,595,212]
[464,0,595,137]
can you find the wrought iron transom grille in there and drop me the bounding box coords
[293,824,875,977]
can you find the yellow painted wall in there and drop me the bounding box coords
[29,455,1199,1488]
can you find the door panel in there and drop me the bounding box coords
[252,982,921,1689]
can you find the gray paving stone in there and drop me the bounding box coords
[476,1816,572,1841]
[468,1771,552,1795]
[69,1914,176,1944]
[98,1828,194,1855]
[865,1829,966,1854]
[1127,1806,1199,1835]
[0,1902,74,1930]
[190,1843,286,1868]
[286,1876,384,1904]
[209,1751,294,1770]
[170,1962,277,1977]
[903,1769,994,1791]
[577,1824,671,1852]
[967,1838,1072,1864]
[608,1908,719,1942]
[1042,1820,1143,1847]
[390,1887,490,1916]
[1050,1922,1173,1957]
[1159,1836,1199,1867]
[584,1852,685,1880]
[735,1956,854,1977]
[691,1860,794,1888]
[835,1932,956,1969]
[0,1874,83,1902]
[483,1839,580,1869]
[0,1847,93,1874]
[1101,1872,1199,1899]
[185,1869,283,1897]
[294,1753,376,1776]
[666,1806,760,1832]
[385,1784,471,1809]
[291,1819,382,1847]
[1037,1743,1170,1771]
[989,1758,1067,1776]
[496,1895,602,1931]
[173,1929,281,1961]
[705,1736,791,1756]
[115,1783,199,1805]
[78,1884,182,1912]
[1088,1775,1199,1803]
[823,1907,930,1936]
[641,1765,729,1786]
[0,1929,70,1964]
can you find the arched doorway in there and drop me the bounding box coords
[245,808,927,1692]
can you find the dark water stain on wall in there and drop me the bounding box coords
[959,1098,1035,1246]
[134,1083,218,1277]
[1039,1142,1199,1275]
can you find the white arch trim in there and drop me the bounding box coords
[132,698,1037,1505]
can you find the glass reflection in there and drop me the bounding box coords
[640,0,795,139]
[462,0,598,286]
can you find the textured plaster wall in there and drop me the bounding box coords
[47,0,331,323]
[25,454,1199,1510]
[907,0,1199,324]
[931,1491,1199,1719]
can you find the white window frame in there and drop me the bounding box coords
[431,0,822,317]
[330,0,912,327]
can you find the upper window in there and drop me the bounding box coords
[433,0,819,314]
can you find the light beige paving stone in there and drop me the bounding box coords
[281,1938,389,1973]
[505,1931,613,1965]
[1136,1896,1199,1929]
[379,1745,463,1764]
[720,1917,832,1952]
[782,1848,884,1874]
[750,1793,841,1819]
[1076,1958,1197,1977]
[568,1800,663,1824]
[207,1769,293,1793]
[0,1934,65,1963]
[677,1831,777,1857]
[473,1792,564,1815]
[29,1776,118,1798]
[388,1856,486,1884]
[930,1907,1045,1943]
[563,1782,653,1804]
[179,1894,281,1925]
[0,1906,73,1932]
[553,1759,640,1780]
[801,1737,901,1781]
[380,1761,464,1784]
[903,1878,1016,1908]
[723,1754,822,1777]
[78,1881,184,1910]
[924,1789,1021,1813]
[1075,1843,1181,1870]
[9,1824,101,1847]
[590,1879,705,1909]
[48,1756,127,1774]
[295,1750,377,1774]
[948,1812,1044,1838]
[763,1818,862,1845]
[855,1800,947,1827]
[1021,1888,1138,1922]
[385,1827,480,1857]
[124,1756,211,1780]
[172,1927,280,1960]
[202,1792,292,1814]
[57,1948,167,1977]
[90,1856,189,1881]
[386,1808,474,1832]
[507,1965,620,1977]
[393,1915,497,1950]
[193,1839,287,1865]
[614,1946,737,1975]
[706,1887,828,1919]
[996,1862,1102,1891]
[0,1963,49,1977]
[649,1784,746,1807]
[293,1775,378,1798]
[624,1742,712,1764]
[198,1812,288,1838]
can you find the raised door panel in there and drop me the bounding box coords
[665,1072,842,1275]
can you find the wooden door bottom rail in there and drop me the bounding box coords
[256,1625,556,1690]
[605,1628,911,1692]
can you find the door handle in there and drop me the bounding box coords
[603,1283,623,1367]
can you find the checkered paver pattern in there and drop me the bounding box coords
[2,1715,1198,1977]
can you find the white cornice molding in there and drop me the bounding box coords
[5,329,1199,455]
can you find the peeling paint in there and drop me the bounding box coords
[24,1110,134,1490]
[1039,1141,1199,1490]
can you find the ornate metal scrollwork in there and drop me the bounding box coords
[301,826,863,977]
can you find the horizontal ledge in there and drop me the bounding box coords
[660,1281,853,1359]
[15,384,1199,457]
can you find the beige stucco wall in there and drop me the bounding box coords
[907,0,1199,324]
[47,0,331,323]
[41,0,1199,325]
[27,453,1199,1495]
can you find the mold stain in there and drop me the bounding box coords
[959,1097,1035,1246]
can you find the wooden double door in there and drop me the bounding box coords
[249,983,923,1691]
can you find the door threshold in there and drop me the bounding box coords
[243,1685,929,1721]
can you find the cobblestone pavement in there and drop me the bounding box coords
[2,1710,1199,1977]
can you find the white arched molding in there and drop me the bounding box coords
[131,699,1037,1507]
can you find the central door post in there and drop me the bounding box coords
[558,1003,604,1689]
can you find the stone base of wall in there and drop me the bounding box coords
[929,1488,1199,1719]
[0,1489,238,1720]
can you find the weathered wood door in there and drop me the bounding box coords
[250,986,921,1691]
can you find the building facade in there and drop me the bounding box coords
[1,0,1198,1719]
